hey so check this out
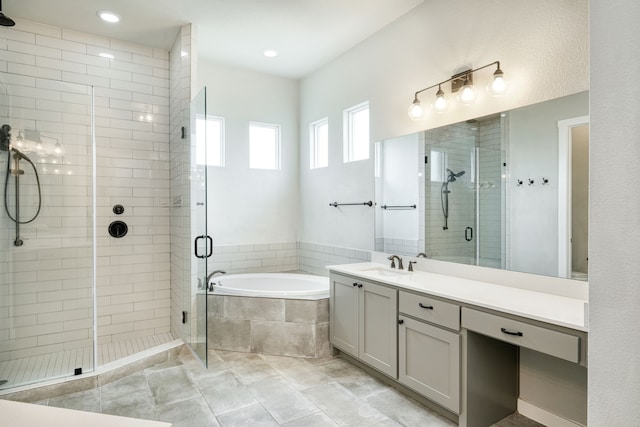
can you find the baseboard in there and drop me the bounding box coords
[518,399,585,427]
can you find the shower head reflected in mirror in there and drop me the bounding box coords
[446,168,465,183]
[0,0,15,27]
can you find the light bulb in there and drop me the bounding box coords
[488,67,508,96]
[408,98,424,120]
[54,143,62,155]
[459,76,476,105]
[98,11,121,23]
[433,87,449,113]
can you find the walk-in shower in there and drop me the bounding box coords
[1,124,42,246]
[440,168,465,230]
[0,78,96,390]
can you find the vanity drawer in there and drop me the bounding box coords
[461,308,580,363]
[399,291,460,330]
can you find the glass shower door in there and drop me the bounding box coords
[186,87,209,366]
[0,77,95,390]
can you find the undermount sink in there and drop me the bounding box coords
[361,267,411,277]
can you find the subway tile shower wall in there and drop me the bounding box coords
[0,18,171,358]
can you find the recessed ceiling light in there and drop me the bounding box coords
[263,49,278,58]
[97,10,121,23]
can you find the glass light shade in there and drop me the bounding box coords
[488,68,508,96]
[433,88,449,113]
[458,78,477,105]
[408,99,424,120]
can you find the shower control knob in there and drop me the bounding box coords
[108,220,128,238]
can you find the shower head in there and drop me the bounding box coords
[446,168,465,182]
[0,1,15,27]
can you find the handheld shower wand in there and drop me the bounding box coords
[441,169,466,230]
[2,124,43,246]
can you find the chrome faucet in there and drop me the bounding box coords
[387,255,404,270]
[206,270,226,292]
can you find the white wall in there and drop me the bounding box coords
[299,0,588,251]
[378,133,419,240]
[197,60,299,246]
[589,0,640,423]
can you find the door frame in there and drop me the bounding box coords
[557,115,589,278]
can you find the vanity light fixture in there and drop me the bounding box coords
[408,61,507,120]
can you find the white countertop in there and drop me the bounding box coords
[328,262,588,332]
[1,400,172,427]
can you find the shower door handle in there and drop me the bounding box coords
[465,227,473,242]
[194,235,214,259]
[194,235,205,258]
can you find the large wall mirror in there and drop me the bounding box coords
[374,91,589,280]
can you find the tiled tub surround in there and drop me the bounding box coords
[207,294,330,358]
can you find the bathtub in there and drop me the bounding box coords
[210,273,329,300]
[207,272,331,358]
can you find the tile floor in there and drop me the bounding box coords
[0,333,175,391]
[34,348,543,427]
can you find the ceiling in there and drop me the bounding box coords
[3,0,423,79]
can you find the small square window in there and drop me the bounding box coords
[343,101,370,163]
[310,118,328,169]
[196,115,224,167]
[249,122,281,170]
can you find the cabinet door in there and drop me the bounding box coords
[399,316,460,413]
[359,281,398,378]
[330,274,359,356]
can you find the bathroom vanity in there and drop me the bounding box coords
[328,262,588,427]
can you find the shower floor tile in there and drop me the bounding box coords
[30,348,543,427]
[0,333,174,390]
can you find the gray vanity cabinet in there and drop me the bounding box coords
[330,273,398,378]
[399,316,460,413]
[398,291,461,413]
